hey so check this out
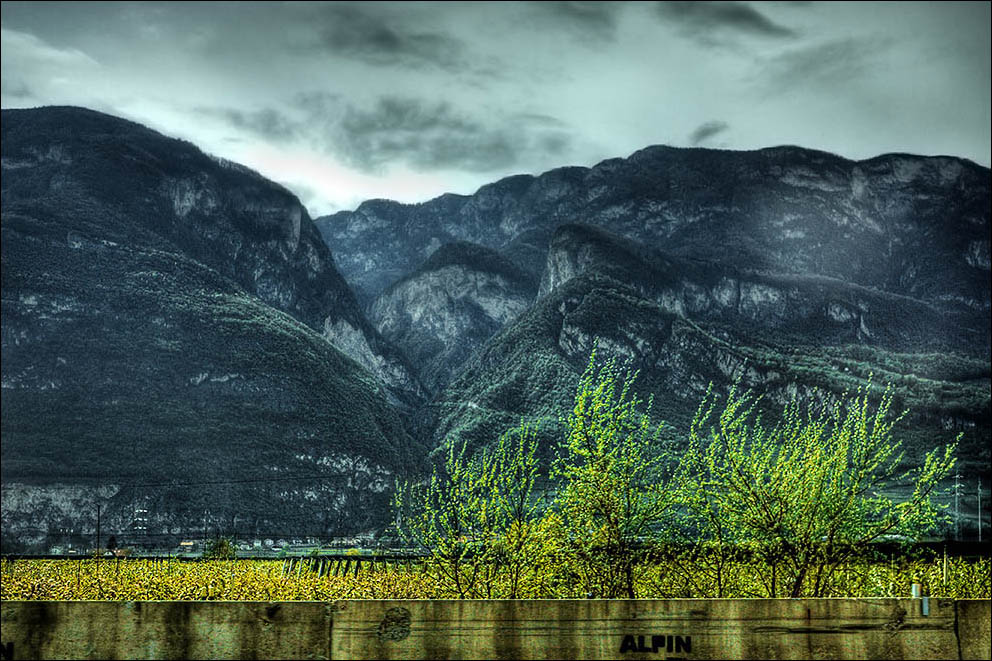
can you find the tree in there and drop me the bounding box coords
[203,536,237,560]
[551,348,674,598]
[394,346,677,598]
[679,378,957,597]
[393,424,543,598]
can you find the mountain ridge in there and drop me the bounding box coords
[317,143,990,315]
[2,106,989,547]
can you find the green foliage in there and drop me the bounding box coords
[393,424,544,598]
[550,347,674,598]
[203,537,237,560]
[401,344,968,600]
[432,265,987,498]
[678,376,958,597]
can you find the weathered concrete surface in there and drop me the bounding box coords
[333,599,963,660]
[0,601,333,660]
[956,600,992,660]
[1,599,988,660]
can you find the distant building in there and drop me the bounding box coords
[132,508,149,537]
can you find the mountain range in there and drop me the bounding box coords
[2,107,989,548]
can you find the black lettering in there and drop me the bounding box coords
[621,632,691,655]
[0,642,12,660]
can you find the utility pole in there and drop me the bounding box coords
[953,473,962,540]
[979,478,983,543]
[96,504,102,555]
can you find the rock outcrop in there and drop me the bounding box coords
[369,242,537,392]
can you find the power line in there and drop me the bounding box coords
[0,471,381,490]
[5,527,372,539]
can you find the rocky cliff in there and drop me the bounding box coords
[541,223,989,356]
[2,106,424,405]
[369,242,537,392]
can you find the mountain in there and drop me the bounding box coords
[320,147,990,520]
[1,107,424,544]
[368,241,538,393]
[430,263,989,488]
[316,146,991,319]
[3,107,989,546]
[542,223,988,356]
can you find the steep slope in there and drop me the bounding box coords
[316,146,991,327]
[2,106,423,405]
[1,107,424,544]
[542,223,989,356]
[431,272,989,490]
[369,242,537,392]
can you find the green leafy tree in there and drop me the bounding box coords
[393,424,542,598]
[551,348,674,598]
[679,378,957,597]
[483,424,544,598]
[203,537,237,560]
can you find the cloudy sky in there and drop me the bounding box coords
[2,1,989,216]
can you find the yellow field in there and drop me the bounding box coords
[2,556,989,601]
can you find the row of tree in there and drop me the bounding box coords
[393,346,957,598]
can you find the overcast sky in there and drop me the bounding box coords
[2,1,989,216]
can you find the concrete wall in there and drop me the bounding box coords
[2,599,989,660]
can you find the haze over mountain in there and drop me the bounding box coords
[2,106,989,547]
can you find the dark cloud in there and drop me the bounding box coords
[1,78,34,100]
[760,37,887,92]
[198,93,574,175]
[305,4,466,72]
[689,120,730,145]
[294,91,343,118]
[330,96,573,173]
[657,1,797,43]
[196,107,300,141]
[527,1,625,41]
